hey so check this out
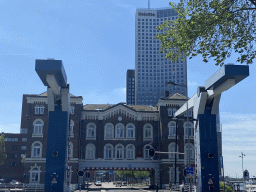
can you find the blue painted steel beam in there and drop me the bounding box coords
[35,59,67,88]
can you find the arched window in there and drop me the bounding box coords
[185,143,194,160]
[85,144,95,159]
[169,166,179,183]
[126,124,135,139]
[143,124,153,140]
[168,121,176,137]
[67,142,73,158]
[31,142,42,158]
[115,144,124,159]
[126,144,135,160]
[184,121,194,137]
[33,119,44,136]
[69,120,74,135]
[168,143,179,159]
[30,166,41,183]
[39,105,45,114]
[104,144,113,159]
[34,105,39,114]
[104,123,114,139]
[144,144,153,159]
[86,123,96,139]
[115,123,124,138]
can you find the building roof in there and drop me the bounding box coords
[161,92,189,100]
[38,91,78,98]
[83,103,157,112]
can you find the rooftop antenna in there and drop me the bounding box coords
[148,0,150,9]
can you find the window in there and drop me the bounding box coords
[11,162,16,167]
[169,166,179,183]
[21,146,26,150]
[143,124,153,140]
[168,121,176,137]
[4,138,18,142]
[39,105,44,114]
[35,105,39,114]
[69,120,74,135]
[104,123,114,139]
[20,128,28,134]
[12,145,17,150]
[168,108,172,116]
[70,106,75,115]
[144,145,153,159]
[185,143,194,160]
[86,123,96,139]
[33,119,43,136]
[30,167,40,183]
[126,144,135,159]
[22,138,27,142]
[104,144,113,159]
[31,142,42,158]
[168,143,179,159]
[126,124,135,139]
[85,144,95,159]
[67,142,73,158]
[115,123,124,138]
[184,121,193,137]
[173,108,177,115]
[115,144,124,159]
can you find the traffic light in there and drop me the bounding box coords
[183,169,187,177]
[208,153,214,158]
[149,148,155,157]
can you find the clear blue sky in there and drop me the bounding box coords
[0,0,255,178]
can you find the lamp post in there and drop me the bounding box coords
[172,117,179,186]
[239,152,245,177]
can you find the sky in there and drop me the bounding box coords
[0,0,255,178]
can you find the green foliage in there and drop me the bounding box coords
[155,0,256,65]
[133,171,150,179]
[21,156,26,164]
[219,182,234,192]
[0,134,7,165]
[114,170,149,179]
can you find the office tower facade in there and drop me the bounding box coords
[135,8,187,106]
[126,69,135,105]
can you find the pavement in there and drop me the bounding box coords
[74,182,172,192]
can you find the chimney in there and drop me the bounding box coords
[165,91,169,98]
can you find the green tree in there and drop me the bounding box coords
[155,0,256,66]
[0,134,7,165]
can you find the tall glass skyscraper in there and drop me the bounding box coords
[135,8,187,106]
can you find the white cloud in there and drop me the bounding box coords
[188,80,198,87]
[0,123,20,133]
[220,112,256,177]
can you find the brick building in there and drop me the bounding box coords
[2,91,195,188]
[0,133,25,182]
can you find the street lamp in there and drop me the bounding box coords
[172,117,179,186]
[239,152,245,177]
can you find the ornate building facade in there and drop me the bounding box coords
[6,91,195,188]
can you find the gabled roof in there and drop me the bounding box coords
[163,92,189,100]
[38,91,77,97]
[83,103,157,112]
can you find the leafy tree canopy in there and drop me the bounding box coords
[155,0,256,65]
[0,134,7,165]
